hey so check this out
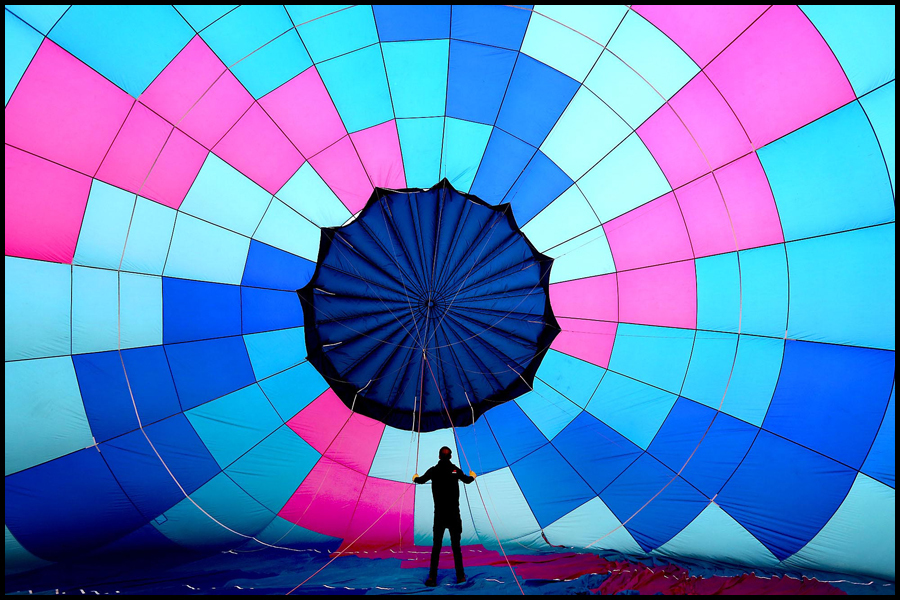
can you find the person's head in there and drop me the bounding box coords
[439,446,452,461]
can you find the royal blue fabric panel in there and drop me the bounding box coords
[504,150,574,225]
[469,128,538,205]
[455,417,507,475]
[862,384,895,488]
[164,337,256,410]
[241,240,316,292]
[716,430,857,560]
[241,287,304,335]
[72,351,140,443]
[120,345,183,422]
[446,40,518,125]
[600,453,708,552]
[100,414,219,519]
[553,411,643,493]
[5,448,146,561]
[89,521,184,558]
[485,401,547,464]
[763,340,895,469]
[510,443,595,527]
[450,5,532,51]
[162,277,241,345]
[373,5,450,41]
[495,54,580,148]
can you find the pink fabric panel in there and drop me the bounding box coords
[549,274,618,322]
[308,136,374,214]
[618,260,697,329]
[637,104,707,189]
[259,67,346,157]
[142,128,208,209]
[349,120,407,190]
[96,103,172,196]
[604,193,694,271]
[5,40,133,176]
[176,72,254,149]
[278,457,366,539]
[704,5,855,148]
[632,5,768,67]
[325,413,385,475]
[339,478,415,552]
[716,153,784,249]
[552,318,617,369]
[287,389,351,453]
[674,173,737,258]
[213,103,305,194]
[5,146,92,264]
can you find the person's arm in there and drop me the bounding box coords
[458,466,475,484]
[413,467,433,484]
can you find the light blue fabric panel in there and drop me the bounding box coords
[801,5,895,96]
[862,384,894,488]
[232,30,311,99]
[277,163,351,228]
[542,87,631,181]
[179,154,271,237]
[520,11,602,82]
[253,199,320,261]
[50,5,194,96]
[585,48,664,130]
[608,324,695,394]
[440,118,493,193]
[737,244,788,338]
[720,335,783,427]
[859,81,895,192]
[5,525,53,575]
[758,102,895,241]
[681,332,739,411]
[522,185,600,253]
[174,5,236,32]
[187,384,283,468]
[226,425,320,514]
[586,371,677,450]
[317,45,393,133]
[119,272,163,349]
[579,133,671,222]
[5,357,93,475]
[257,361,328,422]
[293,5,377,63]
[5,257,70,361]
[152,472,273,549]
[546,226,616,283]
[72,267,118,355]
[537,350,605,408]
[382,40,448,118]
[543,497,643,554]
[696,252,740,334]
[6,5,69,35]
[369,425,419,482]
[164,214,251,285]
[464,467,542,549]
[786,224,895,351]
[516,384,582,442]
[244,326,307,380]
[5,9,43,105]
[73,181,136,270]
[120,197,177,276]
[396,117,443,189]
[605,11,699,101]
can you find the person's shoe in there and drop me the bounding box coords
[424,577,437,587]
[456,574,467,584]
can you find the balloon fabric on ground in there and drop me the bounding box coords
[4,3,896,592]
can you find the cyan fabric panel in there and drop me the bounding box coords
[317,44,393,133]
[718,335,784,427]
[536,350,605,408]
[72,178,135,270]
[586,371,677,450]
[256,361,327,421]
[174,5,236,33]
[608,324,695,395]
[510,443,594,528]
[120,197,177,276]
[294,5,377,63]
[5,257,71,361]
[71,266,118,355]
[553,411,643,493]
[6,4,69,35]
[240,240,316,292]
[681,331,739,411]
[244,327,307,381]
[858,81,895,190]
[382,40,448,119]
[162,277,241,344]
[396,117,443,188]
[737,244,789,338]
[696,253,740,333]
[164,336,256,410]
[5,9,43,105]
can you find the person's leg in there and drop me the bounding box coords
[449,515,464,582]
[427,518,445,585]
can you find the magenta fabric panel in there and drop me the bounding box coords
[549,274,618,322]
[552,319,618,369]
[637,103,706,189]
[675,173,738,258]
[604,193,694,271]
[705,5,855,148]
[5,145,93,264]
[340,478,415,551]
[350,120,407,190]
[278,457,367,540]
[308,136,374,214]
[287,389,351,455]
[141,128,209,209]
[5,40,134,176]
[618,260,697,329]
[716,153,784,250]
[259,67,347,158]
[324,413,385,476]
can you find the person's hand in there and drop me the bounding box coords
[469,470,476,479]
[412,473,419,483]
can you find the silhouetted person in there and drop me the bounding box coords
[413,446,476,586]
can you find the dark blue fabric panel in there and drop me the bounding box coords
[469,128,537,205]
[241,240,316,291]
[241,286,305,335]
[72,351,140,442]
[600,453,708,552]
[717,430,857,560]
[373,5,450,41]
[862,384,894,488]
[456,416,508,475]
[485,401,548,464]
[495,54,579,147]
[450,5,531,50]
[510,443,594,527]
[446,40,517,125]
[162,277,241,344]
[5,448,146,561]
[88,522,185,558]
[164,336,256,410]
[553,411,643,494]
[763,340,895,469]
[504,150,573,225]
[121,345,183,420]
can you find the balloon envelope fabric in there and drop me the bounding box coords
[4,4,896,583]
